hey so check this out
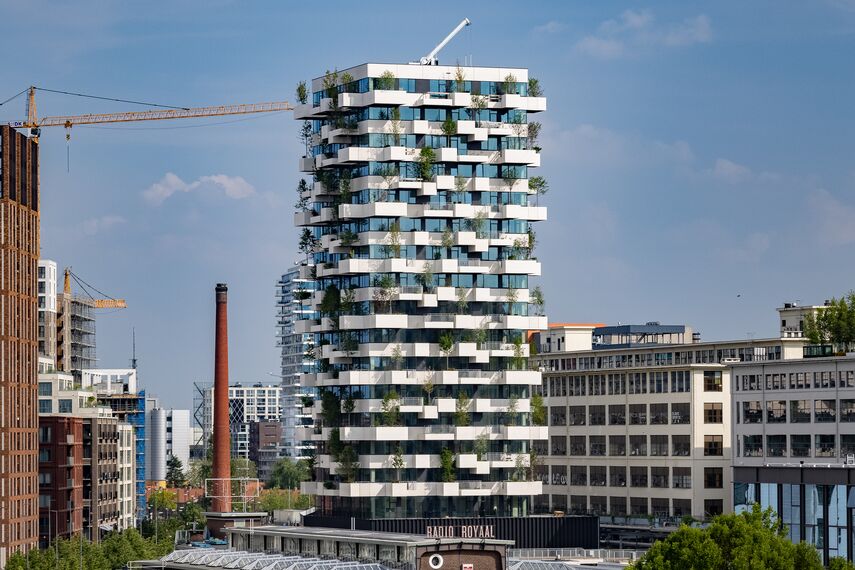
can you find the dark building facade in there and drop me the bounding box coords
[83,415,121,542]
[37,416,84,547]
[249,420,283,482]
[0,125,40,564]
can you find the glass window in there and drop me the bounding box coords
[38,382,52,396]
[630,497,648,516]
[841,400,855,422]
[569,436,586,456]
[744,434,763,457]
[650,403,668,425]
[651,435,668,456]
[672,402,690,424]
[609,465,626,487]
[589,405,605,426]
[842,434,855,458]
[816,434,836,458]
[767,434,787,457]
[766,400,786,423]
[791,434,811,457]
[815,400,836,423]
[704,402,723,423]
[673,435,690,457]
[704,371,722,392]
[550,436,566,456]
[673,467,692,489]
[741,401,762,424]
[609,435,626,456]
[590,436,606,456]
[705,499,723,517]
[704,435,723,456]
[630,466,648,487]
[570,465,587,486]
[568,405,586,425]
[651,467,669,488]
[790,400,811,423]
[629,404,647,425]
[608,404,626,425]
[629,435,647,456]
[38,400,52,414]
[549,406,566,426]
[590,466,606,486]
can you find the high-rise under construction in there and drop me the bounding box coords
[0,125,39,564]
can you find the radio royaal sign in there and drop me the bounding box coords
[426,524,496,539]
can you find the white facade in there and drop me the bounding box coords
[166,409,191,468]
[145,407,191,482]
[80,368,138,395]
[294,62,547,518]
[535,321,806,521]
[277,265,316,459]
[38,259,58,365]
[117,423,136,531]
[201,383,283,459]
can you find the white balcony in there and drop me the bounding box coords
[299,156,315,172]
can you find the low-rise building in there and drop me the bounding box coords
[732,353,855,564]
[534,315,805,522]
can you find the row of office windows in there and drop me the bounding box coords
[537,494,724,518]
[546,402,722,427]
[739,433,855,459]
[539,346,782,372]
[315,106,527,127]
[312,78,530,105]
[736,370,855,391]
[340,160,528,180]
[738,398,855,423]
[542,370,694,397]
[539,433,723,457]
[540,464,723,490]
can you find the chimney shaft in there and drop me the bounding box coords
[212,283,232,513]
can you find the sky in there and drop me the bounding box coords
[1,1,854,410]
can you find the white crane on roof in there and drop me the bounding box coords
[416,18,471,65]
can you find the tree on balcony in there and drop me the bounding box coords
[391,345,404,370]
[529,176,548,206]
[452,176,467,203]
[376,70,396,91]
[474,434,489,461]
[528,122,542,153]
[295,80,308,105]
[383,221,402,258]
[373,274,396,314]
[388,106,402,147]
[531,286,545,316]
[503,396,519,426]
[454,66,467,93]
[417,147,436,181]
[416,262,434,292]
[337,445,359,483]
[456,288,468,314]
[381,390,402,426]
[391,446,405,483]
[440,447,456,482]
[319,285,340,319]
[502,74,518,96]
[422,372,435,405]
[467,210,488,239]
[454,391,471,427]
[441,115,458,147]
[470,95,487,127]
[439,331,455,370]
[527,78,543,98]
[531,393,546,426]
[298,228,320,263]
[320,389,342,428]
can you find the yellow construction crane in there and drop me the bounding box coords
[10,86,293,141]
[63,267,127,309]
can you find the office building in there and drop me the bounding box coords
[37,259,59,365]
[276,265,316,460]
[201,383,283,460]
[37,415,84,548]
[293,62,548,518]
[146,407,191,484]
[0,125,40,564]
[534,314,806,522]
[732,353,855,564]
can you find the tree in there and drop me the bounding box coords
[319,284,341,318]
[337,445,359,483]
[804,293,855,349]
[377,70,396,91]
[299,121,312,156]
[416,262,434,292]
[417,146,436,181]
[385,221,402,258]
[504,395,518,426]
[165,455,186,488]
[296,80,308,104]
[187,458,211,488]
[295,178,311,212]
[529,176,548,205]
[531,286,545,316]
[391,344,404,370]
[381,390,402,426]
[149,488,177,513]
[441,115,457,147]
[389,106,402,146]
[527,121,542,152]
[630,505,822,570]
[454,391,471,426]
[527,77,543,97]
[268,457,310,489]
[502,73,518,95]
[298,228,319,263]
[439,331,455,370]
[373,273,396,314]
[422,371,435,404]
[531,393,547,426]
[470,94,487,127]
[440,447,456,482]
[829,557,855,570]
[454,66,467,92]
[391,445,405,482]
[474,434,489,460]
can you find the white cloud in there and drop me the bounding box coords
[808,189,855,245]
[710,158,753,184]
[82,215,126,236]
[143,172,255,205]
[533,20,565,34]
[576,10,711,59]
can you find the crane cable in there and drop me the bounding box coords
[31,87,190,111]
[68,269,120,303]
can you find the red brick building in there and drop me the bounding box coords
[0,125,40,564]
[37,416,84,547]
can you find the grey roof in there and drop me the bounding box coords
[228,525,513,547]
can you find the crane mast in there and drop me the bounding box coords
[417,18,471,65]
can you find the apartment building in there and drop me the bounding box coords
[146,407,191,483]
[293,62,547,519]
[0,125,40,564]
[276,265,316,460]
[534,318,805,521]
[201,383,283,460]
[38,259,59,364]
[249,421,284,483]
[37,416,84,548]
[37,372,136,539]
[732,354,855,564]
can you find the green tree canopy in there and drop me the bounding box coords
[268,457,310,489]
[166,455,187,488]
[631,505,822,570]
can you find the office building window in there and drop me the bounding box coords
[841,400,855,422]
[741,401,762,424]
[630,497,648,516]
[816,434,836,458]
[650,435,668,456]
[590,466,606,487]
[704,499,723,517]
[673,435,690,456]
[650,403,668,425]
[704,402,723,423]
[629,403,647,425]
[743,434,763,457]
[589,405,605,426]
[791,434,811,457]
[704,435,723,456]
[672,402,690,424]
[766,400,786,423]
[569,436,586,456]
[568,405,585,425]
[609,435,626,456]
[629,435,647,456]
[38,382,52,396]
[790,400,811,423]
[590,436,606,457]
[815,400,836,423]
[671,370,690,392]
[610,496,627,516]
[58,399,72,413]
[38,400,52,414]
[630,466,647,487]
[767,434,786,457]
[609,465,626,487]
[704,467,723,489]
[704,371,722,392]
[673,467,692,489]
[608,404,625,425]
[570,465,587,486]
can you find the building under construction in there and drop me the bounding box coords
[0,125,40,563]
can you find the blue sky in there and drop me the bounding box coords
[1,1,854,410]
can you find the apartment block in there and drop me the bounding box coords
[249,421,284,483]
[37,259,58,365]
[534,318,805,522]
[276,266,316,460]
[732,354,855,564]
[201,383,283,460]
[0,125,40,564]
[37,415,84,548]
[293,62,547,519]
